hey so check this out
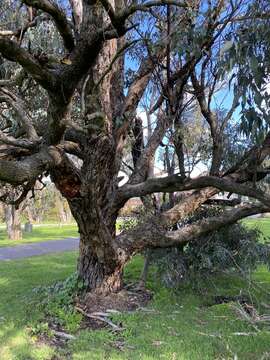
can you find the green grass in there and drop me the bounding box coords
[244,217,270,241]
[0,254,269,359]
[0,220,269,359]
[0,251,77,360]
[0,224,78,247]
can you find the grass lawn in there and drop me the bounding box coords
[0,224,78,248]
[244,217,270,240]
[0,220,269,359]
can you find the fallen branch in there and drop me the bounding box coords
[52,330,76,340]
[196,331,221,338]
[75,306,123,331]
[231,303,261,332]
[232,332,258,336]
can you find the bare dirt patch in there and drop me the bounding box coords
[33,286,152,356]
[76,287,152,330]
[82,288,152,313]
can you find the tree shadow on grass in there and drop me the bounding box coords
[0,251,77,359]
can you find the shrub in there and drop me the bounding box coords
[152,206,270,287]
[31,272,85,333]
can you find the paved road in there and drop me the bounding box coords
[0,238,79,261]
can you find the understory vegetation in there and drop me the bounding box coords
[0,219,269,360]
[152,208,270,287]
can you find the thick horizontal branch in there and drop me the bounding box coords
[23,0,74,51]
[164,204,270,246]
[118,130,270,204]
[117,203,270,256]
[0,146,61,184]
[0,38,55,90]
[0,131,40,149]
[204,198,241,206]
[117,0,186,22]
[118,174,270,207]
[0,145,31,160]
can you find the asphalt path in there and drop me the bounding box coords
[0,237,79,261]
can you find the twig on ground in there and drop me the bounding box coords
[196,331,222,338]
[75,306,123,331]
[53,330,76,340]
[232,332,258,336]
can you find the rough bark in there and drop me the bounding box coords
[77,239,123,294]
[68,195,124,294]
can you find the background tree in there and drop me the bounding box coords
[0,0,270,294]
[4,203,22,240]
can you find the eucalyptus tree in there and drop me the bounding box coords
[0,0,270,294]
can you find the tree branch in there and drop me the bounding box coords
[22,0,75,51]
[129,110,171,183]
[164,204,270,246]
[191,70,221,174]
[0,14,48,43]
[0,37,55,90]
[0,146,61,184]
[95,40,139,90]
[204,198,241,206]
[69,0,83,31]
[117,203,270,255]
[0,88,39,140]
[118,173,270,208]
[0,130,40,149]
[117,0,186,22]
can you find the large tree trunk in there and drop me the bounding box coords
[65,4,125,294]
[78,241,123,294]
[68,196,124,294]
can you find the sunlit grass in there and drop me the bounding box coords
[0,224,78,247]
[0,219,269,359]
[244,217,270,241]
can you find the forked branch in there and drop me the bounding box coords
[0,37,56,90]
[23,0,75,51]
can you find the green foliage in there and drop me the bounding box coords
[185,223,270,273]
[30,322,53,338]
[153,207,270,288]
[150,247,188,287]
[117,217,138,232]
[32,273,84,333]
[218,0,270,142]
